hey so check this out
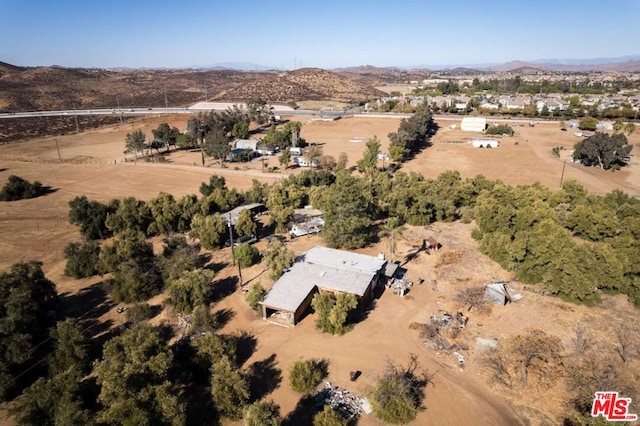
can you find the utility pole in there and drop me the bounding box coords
[560,160,567,188]
[116,95,123,124]
[54,139,62,162]
[164,85,168,108]
[227,220,243,287]
[72,103,80,133]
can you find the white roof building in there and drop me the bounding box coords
[261,246,388,326]
[460,117,487,132]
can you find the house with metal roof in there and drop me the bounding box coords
[261,246,388,326]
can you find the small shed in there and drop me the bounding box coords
[483,282,513,305]
[461,117,487,132]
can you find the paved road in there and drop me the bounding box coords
[0,107,557,124]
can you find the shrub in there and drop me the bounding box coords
[233,243,260,268]
[288,359,327,394]
[245,283,266,314]
[125,303,156,324]
[0,175,45,201]
[486,124,514,136]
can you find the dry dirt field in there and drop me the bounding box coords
[0,114,639,425]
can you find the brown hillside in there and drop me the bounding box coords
[0,65,274,112]
[213,67,387,104]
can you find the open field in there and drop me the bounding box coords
[0,114,639,424]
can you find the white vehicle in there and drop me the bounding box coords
[289,218,324,238]
[289,147,304,156]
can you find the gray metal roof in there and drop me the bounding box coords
[301,246,386,274]
[262,247,387,313]
[221,203,265,225]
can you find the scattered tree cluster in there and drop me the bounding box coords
[473,181,640,306]
[387,106,434,161]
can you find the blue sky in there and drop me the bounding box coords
[2,0,639,69]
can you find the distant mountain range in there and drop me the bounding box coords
[203,54,640,73]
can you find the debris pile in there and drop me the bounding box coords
[315,382,363,421]
[430,311,468,338]
[387,277,413,296]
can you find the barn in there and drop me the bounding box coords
[261,246,388,326]
[461,117,487,132]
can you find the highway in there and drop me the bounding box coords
[0,107,550,124]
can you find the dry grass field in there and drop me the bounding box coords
[0,114,639,425]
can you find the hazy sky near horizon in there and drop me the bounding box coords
[2,0,639,69]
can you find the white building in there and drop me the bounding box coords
[460,117,487,132]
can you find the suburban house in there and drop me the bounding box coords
[261,246,389,326]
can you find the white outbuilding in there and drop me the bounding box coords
[461,117,487,132]
[471,139,499,148]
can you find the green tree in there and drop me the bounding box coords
[245,283,266,314]
[63,239,101,278]
[311,292,357,335]
[166,268,215,313]
[235,209,257,237]
[573,133,632,170]
[313,406,347,426]
[370,354,427,425]
[578,116,598,131]
[204,128,231,166]
[107,259,163,303]
[10,367,92,426]
[233,243,260,268]
[211,355,250,420]
[624,122,636,136]
[147,192,181,235]
[263,238,295,279]
[98,229,154,274]
[315,173,371,249]
[158,234,201,283]
[105,196,152,235]
[0,262,56,401]
[125,129,146,158]
[246,98,270,125]
[190,213,227,249]
[68,195,114,240]
[125,303,156,324]
[95,325,185,426]
[613,118,625,133]
[232,120,250,140]
[288,359,326,394]
[47,318,91,376]
[357,136,381,176]
[0,175,45,201]
[151,122,180,150]
[278,150,291,168]
[243,400,281,426]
